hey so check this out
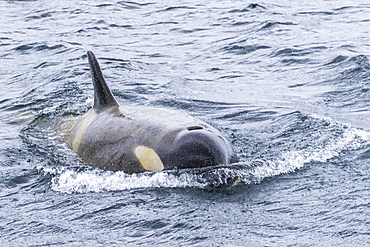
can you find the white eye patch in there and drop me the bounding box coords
[134,145,164,172]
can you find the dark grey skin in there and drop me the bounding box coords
[64,51,238,175]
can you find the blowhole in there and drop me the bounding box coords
[187,126,204,131]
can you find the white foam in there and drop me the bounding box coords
[45,168,203,194]
[249,117,370,182]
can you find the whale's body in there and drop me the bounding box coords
[63,51,238,177]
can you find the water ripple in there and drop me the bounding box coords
[1,0,370,246]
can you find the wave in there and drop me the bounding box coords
[272,46,327,58]
[222,44,270,55]
[252,120,370,179]
[320,54,370,111]
[229,4,266,13]
[259,21,297,30]
[13,43,67,52]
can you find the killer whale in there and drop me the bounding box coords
[63,51,239,185]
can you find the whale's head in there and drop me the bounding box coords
[159,125,238,170]
[132,125,240,189]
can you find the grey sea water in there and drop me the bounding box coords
[0,0,369,246]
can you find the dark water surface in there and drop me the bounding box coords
[1,0,370,246]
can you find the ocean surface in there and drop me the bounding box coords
[1,0,369,246]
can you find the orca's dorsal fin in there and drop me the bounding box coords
[87,51,119,112]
